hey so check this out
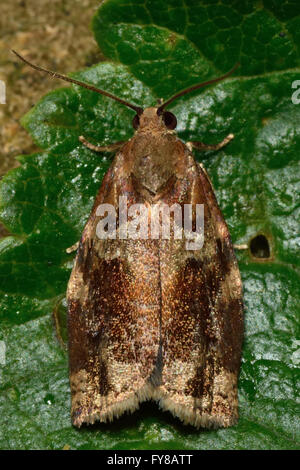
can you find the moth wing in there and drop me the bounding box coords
[67,152,161,427]
[157,160,243,428]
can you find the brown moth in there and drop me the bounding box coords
[13,51,243,429]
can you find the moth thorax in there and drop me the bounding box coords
[131,134,178,194]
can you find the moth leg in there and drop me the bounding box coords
[187,133,234,152]
[79,135,125,153]
[52,295,67,350]
[233,244,248,250]
[66,241,79,254]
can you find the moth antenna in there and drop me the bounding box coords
[157,63,239,113]
[12,50,143,115]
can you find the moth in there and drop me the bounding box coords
[13,51,243,429]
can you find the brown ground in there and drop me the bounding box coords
[0,0,104,236]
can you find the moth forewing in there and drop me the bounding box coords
[67,111,243,428]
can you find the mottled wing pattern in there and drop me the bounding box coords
[67,140,243,429]
[67,148,161,427]
[157,156,243,428]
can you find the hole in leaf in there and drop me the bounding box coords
[250,234,270,259]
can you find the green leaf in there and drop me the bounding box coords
[0,0,299,450]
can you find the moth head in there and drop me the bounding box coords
[132,107,177,131]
